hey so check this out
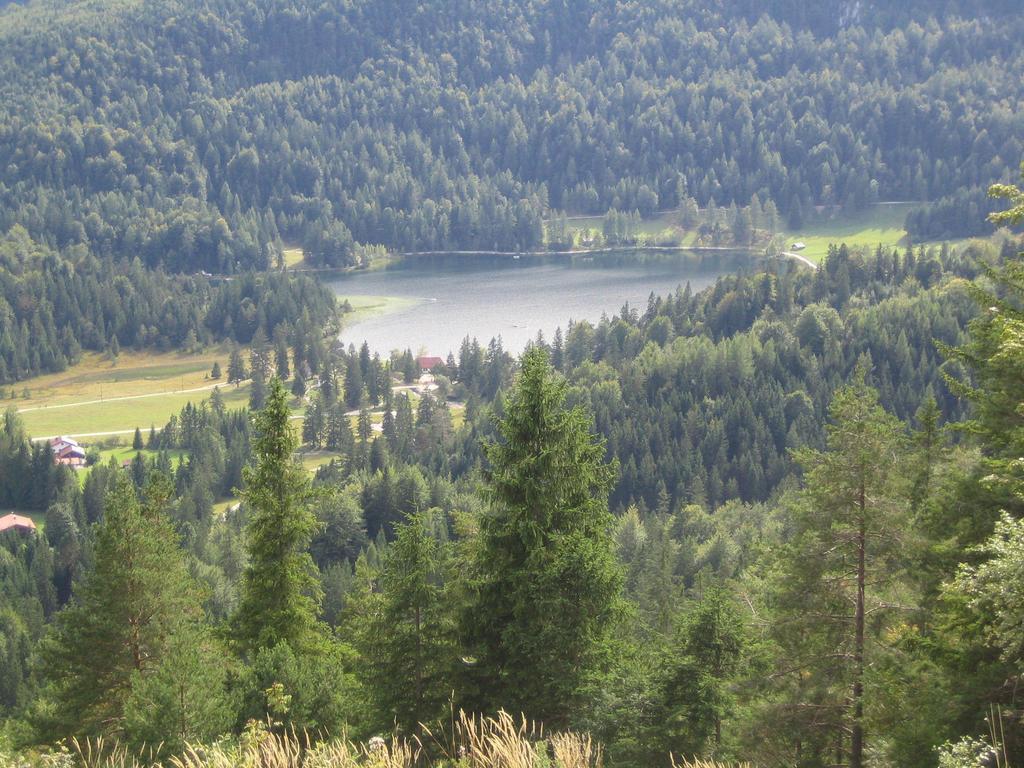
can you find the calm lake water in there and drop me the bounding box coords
[325,253,752,357]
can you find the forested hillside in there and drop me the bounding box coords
[0,225,339,382]
[0,0,1021,268]
[3,0,1024,766]
[4,218,1024,765]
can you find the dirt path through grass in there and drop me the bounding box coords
[31,414,303,443]
[17,381,228,414]
[781,251,820,269]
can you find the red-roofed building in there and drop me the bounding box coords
[50,436,86,467]
[0,513,37,535]
[416,356,443,373]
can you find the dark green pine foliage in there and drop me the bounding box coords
[249,366,267,411]
[606,582,746,767]
[275,341,291,381]
[39,475,230,749]
[461,346,623,728]
[940,228,1024,524]
[668,584,745,752]
[234,378,322,655]
[227,347,248,386]
[920,173,1024,757]
[354,510,455,737]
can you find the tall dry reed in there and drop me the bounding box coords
[37,712,608,768]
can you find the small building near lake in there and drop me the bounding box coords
[0,513,37,535]
[416,356,444,373]
[50,436,86,467]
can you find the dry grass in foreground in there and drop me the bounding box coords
[14,712,751,768]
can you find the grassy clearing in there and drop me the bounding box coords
[340,294,420,325]
[781,203,914,263]
[19,382,252,439]
[298,449,346,472]
[282,246,306,268]
[451,402,466,430]
[6,347,250,439]
[94,445,188,468]
[11,349,229,408]
[212,498,239,517]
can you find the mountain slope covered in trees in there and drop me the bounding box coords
[2,0,1024,766]
[5,223,1024,765]
[0,225,339,382]
[0,0,1021,268]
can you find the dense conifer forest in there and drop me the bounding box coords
[5,225,1024,765]
[0,0,1022,269]
[2,0,1024,767]
[0,225,340,382]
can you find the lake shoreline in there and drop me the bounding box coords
[326,253,753,357]
[288,244,763,279]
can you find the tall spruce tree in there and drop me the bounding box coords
[672,584,745,750]
[39,475,229,747]
[460,346,622,728]
[234,378,322,655]
[352,509,455,736]
[227,346,247,386]
[940,184,1024,525]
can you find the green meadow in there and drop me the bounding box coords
[781,202,915,263]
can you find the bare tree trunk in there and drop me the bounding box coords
[851,483,866,768]
[414,603,423,735]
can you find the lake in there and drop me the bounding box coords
[324,252,753,357]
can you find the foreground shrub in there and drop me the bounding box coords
[5,712,759,768]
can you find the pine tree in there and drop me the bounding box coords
[909,395,943,514]
[672,583,745,749]
[40,475,230,746]
[132,426,143,450]
[234,378,322,655]
[326,403,354,453]
[249,327,271,379]
[122,618,232,752]
[767,373,907,768]
[460,346,622,728]
[249,366,267,411]
[344,360,364,410]
[394,393,415,461]
[210,361,222,380]
[357,406,372,443]
[227,346,247,386]
[354,510,454,736]
[302,395,324,448]
[940,230,1024,519]
[275,340,290,380]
